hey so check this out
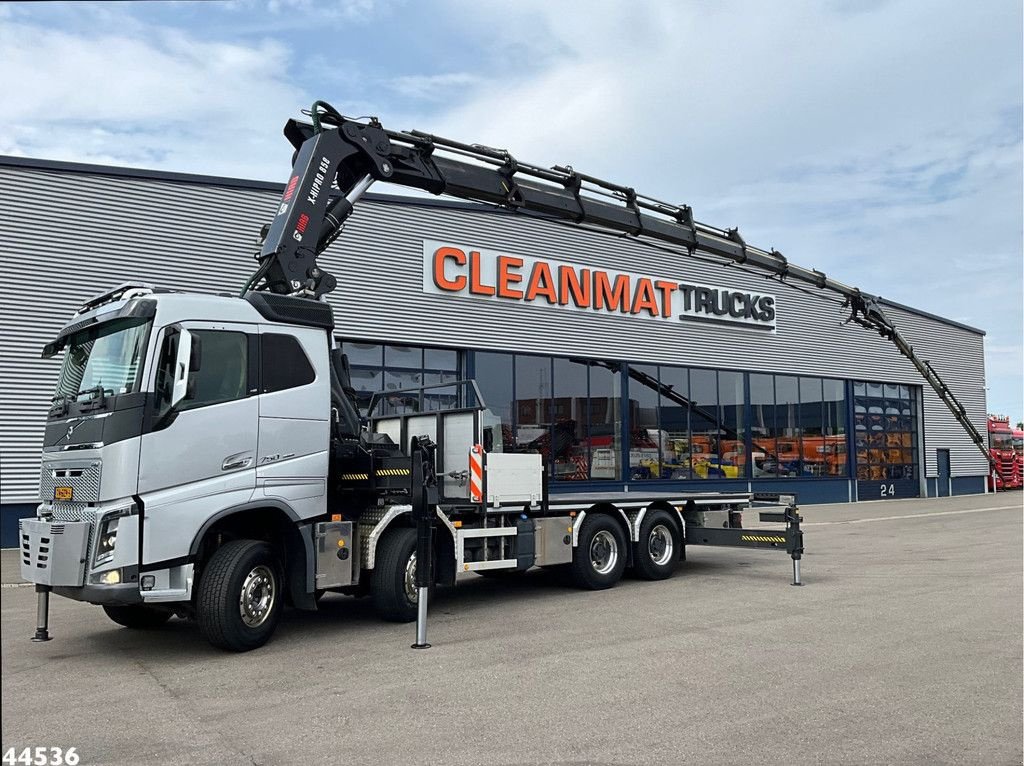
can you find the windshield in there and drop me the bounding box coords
[989,432,1013,451]
[1013,436,1023,453]
[54,318,150,400]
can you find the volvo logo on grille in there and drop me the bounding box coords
[56,419,83,444]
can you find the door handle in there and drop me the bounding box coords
[222,453,252,471]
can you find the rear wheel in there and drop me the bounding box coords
[102,604,171,629]
[633,509,681,580]
[196,540,283,652]
[569,514,627,590]
[371,527,426,622]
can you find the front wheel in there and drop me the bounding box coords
[102,604,171,629]
[371,527,428,622]
[196,540,283,652]
[569,514,627,590]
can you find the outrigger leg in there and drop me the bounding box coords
[32,585,52,642]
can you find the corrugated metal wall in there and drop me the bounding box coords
[0,160,988,503]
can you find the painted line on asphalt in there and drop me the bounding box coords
[802,505,1021,526]
[1,582,31,588]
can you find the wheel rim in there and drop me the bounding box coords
[404,551,419,605]
[648,523,674,566]
[589,530,619,575]
[239,565,275,628]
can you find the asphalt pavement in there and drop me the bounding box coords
[2,494,1022,765]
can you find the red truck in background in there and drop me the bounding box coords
[987,415,1022,490]
[1013,426,1023,483]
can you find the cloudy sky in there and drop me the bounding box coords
[2,0,1021,417]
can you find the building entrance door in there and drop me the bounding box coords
[936,449,951,497]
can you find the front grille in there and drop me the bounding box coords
[39,460,102,503]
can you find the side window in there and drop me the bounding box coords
[180,330,249,410]
[261,334,315,394]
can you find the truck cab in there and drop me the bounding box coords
[27,283,333,625]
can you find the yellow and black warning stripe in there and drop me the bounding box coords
[741,534,787,544]
[376,468,411,477]
[340,472,370,481]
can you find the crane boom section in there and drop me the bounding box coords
[251,102,991,467]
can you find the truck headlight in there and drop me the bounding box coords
[94,515,121,566]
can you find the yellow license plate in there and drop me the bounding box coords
[54,486,73,501]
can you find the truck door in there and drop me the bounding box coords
[255,327,330,520]
[137,321,259,566]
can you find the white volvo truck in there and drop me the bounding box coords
[54,99,1002,652]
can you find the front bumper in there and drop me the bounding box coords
[53,581,143,606]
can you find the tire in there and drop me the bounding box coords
[371,527,425,622]
[102,604,171,629]
[633,509,682,581]
[196,540,283,652]
[569,514,627,590]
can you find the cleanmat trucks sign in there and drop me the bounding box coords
[422,239,777,331]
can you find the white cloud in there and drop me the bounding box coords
[388,72,482,101]
[0,9,308,179]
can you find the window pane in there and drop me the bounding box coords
[774,376,800,477]
[382,369,422,414]
[424,347,458,371]
[588,361,621,480]
[261,334,315,394]
[182,330,248,410]
[515,355,553,460]
[718,371,744,479]
[350,368,382,414]
[423,371,458,412]
[798,377,824,476]
[690,369,720,479]
[342,342,381,366]
[659,366,691,479]
[553,358,590,480]
[749,373,777,478]
[474,352,515,450]
[628,364,661,480]
[385,345,422,369]
[822,378,848,476]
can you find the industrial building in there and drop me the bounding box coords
[0,156,990,546]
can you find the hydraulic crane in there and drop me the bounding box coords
[250,100,992,469]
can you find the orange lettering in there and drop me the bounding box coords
[469,250,495,296]
[655,280,676,317]
[594,271,631,312]
[559,266,591,307]
[433,246,467,291]
[525,262,558,303]
[631,278,659,316]
[497,255,524,299]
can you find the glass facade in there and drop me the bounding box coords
[853,380,918,480]
[473,353,621,480]
[341,340,461,415]
[338,339,917,487]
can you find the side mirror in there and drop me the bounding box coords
[170,328,193,409]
